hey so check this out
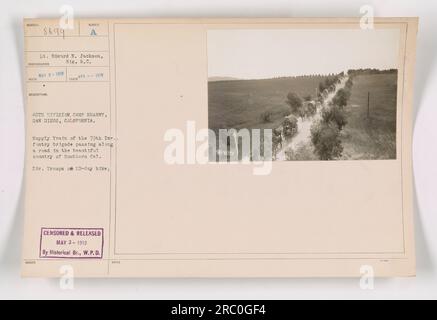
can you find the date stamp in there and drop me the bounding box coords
[40,227,104,259]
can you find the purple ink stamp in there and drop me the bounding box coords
[40,228,104,259]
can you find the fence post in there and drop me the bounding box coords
[367,92,370,119]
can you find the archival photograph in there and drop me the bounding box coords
[208,29,400,161]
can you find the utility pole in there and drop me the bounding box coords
[367,92,370,119]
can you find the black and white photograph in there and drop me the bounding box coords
[208,29,400,161]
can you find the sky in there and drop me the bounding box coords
[208,28,401,79]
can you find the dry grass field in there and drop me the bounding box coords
[340,72,397,160]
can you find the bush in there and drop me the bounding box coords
[332,88,351,107]
[319,76,340,94]
[286,92,303,116]
[318,82,326,94]
[272,128,283,153]
[282,115,298,138]
[302,101,317,118]
[321,105,347,130]
[311,121,343,160]
[260,110,273,123]
[285,143,317,161]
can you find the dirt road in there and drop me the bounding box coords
[276,76,349,160]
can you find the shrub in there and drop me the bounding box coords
[260,110,273,123]
[311,121,343,160]
[332,88,351,107]
[345,78,353,89]
[319,76,339,94]
[302,101,317,118]
[272,128,283,153]
[286,92,303,116]
[285,143,317,161]
[282,115,298,138]
[321,105,347,130]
